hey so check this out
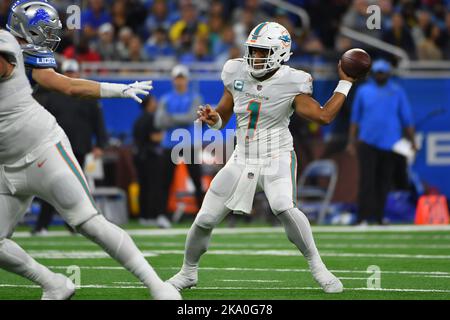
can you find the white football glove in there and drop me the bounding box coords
[100,80,153,103]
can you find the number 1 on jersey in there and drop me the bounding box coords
[246,100,261,139]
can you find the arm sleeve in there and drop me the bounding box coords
[350,87,363,125]
[398,89,414,127]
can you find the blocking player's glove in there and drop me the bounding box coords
[100,80,153,103]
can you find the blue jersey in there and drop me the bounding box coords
[351,79,414,150]
[21,43,57,88]
[160,91,202,149]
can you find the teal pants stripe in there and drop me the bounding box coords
[290,151,298,207]
[56,142,97,209]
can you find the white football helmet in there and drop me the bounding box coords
[244,22,292,77]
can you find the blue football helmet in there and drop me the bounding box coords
[6,0,62,51]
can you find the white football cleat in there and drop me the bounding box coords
[41,274,76,300]
[151,282,182,300]
[311,265,344,293]
[156,215,172,229]
[166,269,198,291]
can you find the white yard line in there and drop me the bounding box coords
[15,241,450,250]
[218,280,283,283]
[45,265,450,277]
[12,225,450,238]
[27,249,450,259]
[1,284,449,294]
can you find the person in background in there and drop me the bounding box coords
[81,0,112,39]
[95,22,119,61]
[347,59,417,226]
[144,27,175,61]
[155,64,205,228]
[31,59,108,235]
[133,95,165,227]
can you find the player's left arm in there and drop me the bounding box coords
[294,62,355,125]
[32,68,153,103]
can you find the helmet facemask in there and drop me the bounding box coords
[244,22,293,78]
[244,45,279,77]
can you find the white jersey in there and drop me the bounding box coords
[221,58,313,159]
[0,30,63,165]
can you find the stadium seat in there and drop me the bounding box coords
[297,160,338,224]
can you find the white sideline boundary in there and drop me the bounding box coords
[12,225,450,238]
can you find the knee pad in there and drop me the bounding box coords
[194,212,221,230]
[270,195,294,215]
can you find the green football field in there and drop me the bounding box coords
[1,224,450,300]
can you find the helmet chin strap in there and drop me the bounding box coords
[251,68,268,77]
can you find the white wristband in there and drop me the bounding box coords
[334,80,353,97]
[207,114,223,130]
[100,82,127,98]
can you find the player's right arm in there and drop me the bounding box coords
[32,68,153,103]
[32,67,101,98]
[294,62,355,125]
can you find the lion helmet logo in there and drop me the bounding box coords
[29,8,51,26]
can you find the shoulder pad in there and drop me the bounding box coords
[290,68,313,95]
[223,58,244,74]
[21,44,57,69]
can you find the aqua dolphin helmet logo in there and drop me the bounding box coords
[279,34,291,44]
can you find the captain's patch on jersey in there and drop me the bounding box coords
[234,80,244,91]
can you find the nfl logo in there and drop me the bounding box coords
[257,85,263,91]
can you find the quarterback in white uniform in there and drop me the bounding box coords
[0,0,180,300]
[168,22,355,294]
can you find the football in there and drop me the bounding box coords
[341,48,372,79]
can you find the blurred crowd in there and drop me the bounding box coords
[1,0,449,68]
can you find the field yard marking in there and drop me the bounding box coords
[12,225,450,238]
[412,275,450,278]
[190,287,450,293]
[45,265,450,277]
[1,284,449,294]
[28,249,450,259]
[219,280,282,283]
[149,250,450,260]
[334,277,369,280]
[16,241,450,250]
